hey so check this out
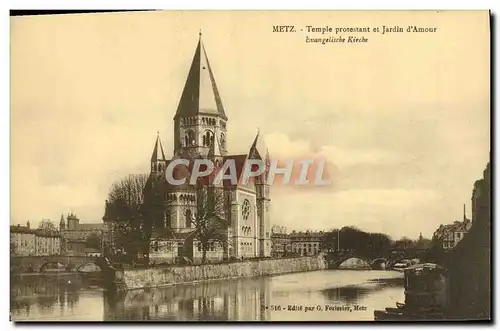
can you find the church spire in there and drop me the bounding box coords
[249,130,268,160]
[151,132,166,162]
[174,33,227,120]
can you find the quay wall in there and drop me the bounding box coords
[121,255,327,290]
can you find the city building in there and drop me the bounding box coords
[34,230,61,256]
[270,225,291,258]
[59,212,105,254]
[104,34,272,263]
[10,221,36,256]
[10,221,61,256]
[433,205,472,250]
[65,239,87,256]
[290,231,325,256]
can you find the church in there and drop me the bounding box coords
[144,34,272,263]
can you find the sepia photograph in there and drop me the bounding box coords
[9,10,491,322]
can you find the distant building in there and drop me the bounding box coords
[433,205,472,250]
[10,222,36,256]
[66,239,86,256]
[59,212,105,254]
[34,230,61,256]
[270,225,291,258]
[415,232,432,250]
[289,230,325,256]
[10,221,61,256]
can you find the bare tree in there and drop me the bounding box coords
[104,174,152,262]
[38,219,56,232]
[188,184,230,264]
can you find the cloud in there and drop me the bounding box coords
[10,12,490,239]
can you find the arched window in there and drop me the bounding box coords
[203,131,214,147]
[184,130,195,147]
[164,212,171,228]
[185,209,192,228]
[153,163,157,172]
[220,133,226,149]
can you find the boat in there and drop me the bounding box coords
[375,263,448,321]
[392,259,412,271]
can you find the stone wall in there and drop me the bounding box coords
[122,255,327,290]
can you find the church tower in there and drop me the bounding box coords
[173,32,228,158]
[150,132,167,177]
[249,132,272,257]
[59,213,65,230]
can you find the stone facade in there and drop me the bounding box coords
[10,221,61,257]
[433,211,472,251]
[270,225,291,258]
[122,255,327,289]
[290,231,325,256]
[10,223,36,256]
[137,35,272,261]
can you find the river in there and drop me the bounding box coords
[10,270,404,321]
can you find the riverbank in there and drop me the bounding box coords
[121,255,327,290]
[12,272,82,277]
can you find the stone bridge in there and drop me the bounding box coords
[325,248,427,269]
[325,252,391,269]
[10,255,111,273]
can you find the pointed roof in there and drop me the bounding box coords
[174,33,227,120]
[151,132,166,162]
[248,130,269,160]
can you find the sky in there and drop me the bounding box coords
[10,11,490,239]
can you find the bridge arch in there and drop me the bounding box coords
[39,261,68,273]
[11,255,105,273]
[337,257,371,269]
[327,252,372,269]
[371,257,388,264]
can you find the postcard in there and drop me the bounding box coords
[10,10,491,322]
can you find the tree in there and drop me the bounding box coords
[392,237,416,250]
[322,227,392,259]
[188,185,230,264]
[367,233,392,257]
[422,236,447,264]
[104,174,154,262]
[85,232,102,250]
[38,219,56,232]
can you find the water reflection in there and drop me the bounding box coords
[323,277,405,304]
[11,270,405,322]
[104,278,271,321]
[10,274,103,321]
